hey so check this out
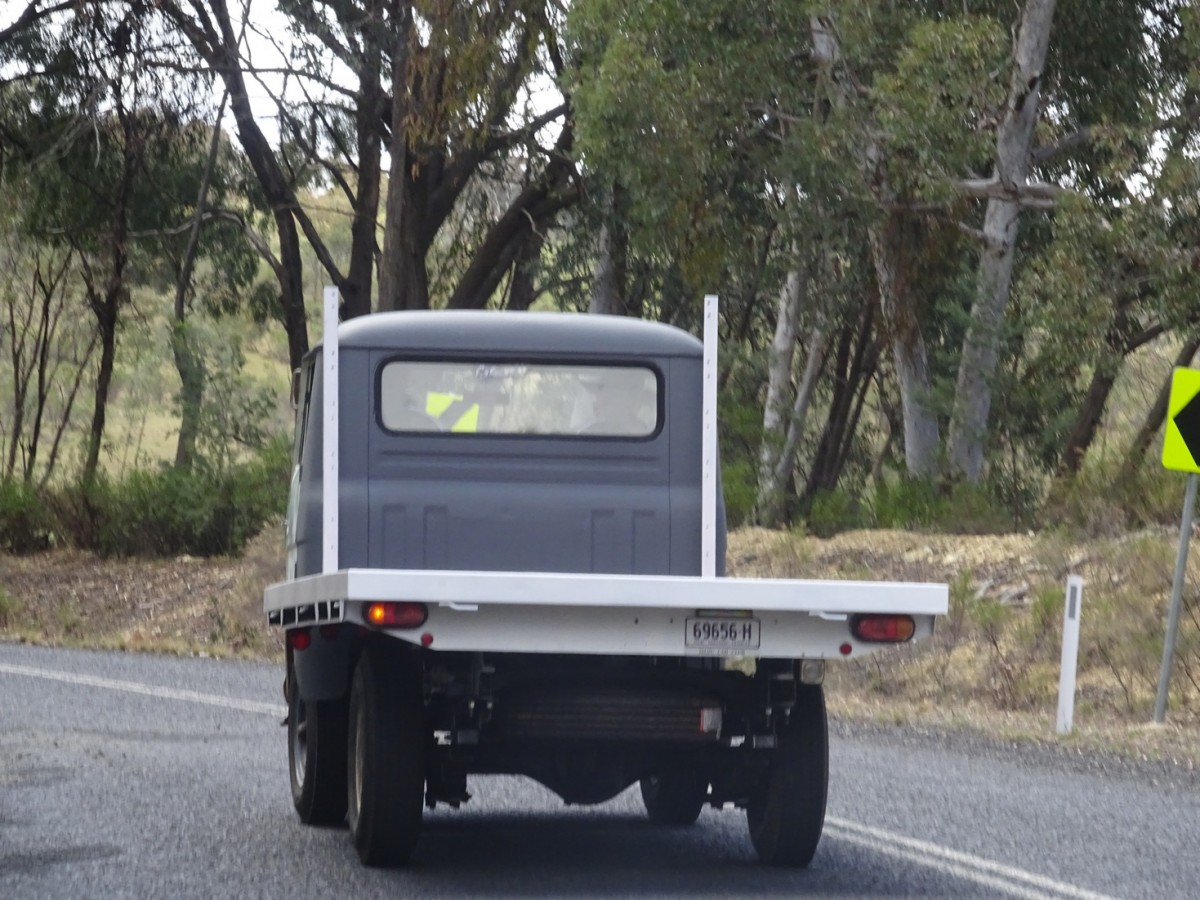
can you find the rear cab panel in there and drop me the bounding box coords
[293,311,724,580]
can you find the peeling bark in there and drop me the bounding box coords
[753,264,806,526]
[870,219,940,478]
[589,185,629,316]
[947,0,1057,482]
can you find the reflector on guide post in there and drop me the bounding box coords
[1057,576,1083,735]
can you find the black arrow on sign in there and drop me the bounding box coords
[1174,390,1200,468]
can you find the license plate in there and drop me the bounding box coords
[685,617,761,651]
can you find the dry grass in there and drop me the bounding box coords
[0,526,285,661]
[727,526,1200,767]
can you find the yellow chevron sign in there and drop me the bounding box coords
[1162,368,1200,474]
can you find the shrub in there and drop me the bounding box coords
[721,457,757,527]
[872,478,1014,535]
[43,437,291,558]
[0,479,53,554]
[1043,461,1183,535]
[805,489,868,537]
[941,481,1017,534]
[873,478,947,530]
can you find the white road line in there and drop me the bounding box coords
[825,816,1116,900]
[0,662,286,718]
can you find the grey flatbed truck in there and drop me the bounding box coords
[265,298,947,867]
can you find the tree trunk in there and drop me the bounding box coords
[446,125,577,311]
[1057,295,1165,475]
[39,330,95,490]
[160,0,310,370]
[753,265,805,526]
[507,227,545,311]
[589,184,629,315]
[172,93,227,470]
[81,104,135,484]
[1057,355,1119,476]
[343,60,384,314]
[337,0,386,320]
[378,0,423,312]
[812,12,939,479]
[947,0,1057,482]
[802,305,880,502]
[774,322,828,505]
[83,301,118,483]
[171,322,206,470]
[4,278,30,480]
[869,220,939,477]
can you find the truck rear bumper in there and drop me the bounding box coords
[265,568,947,658]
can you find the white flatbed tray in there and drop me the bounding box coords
[265,568,948,658]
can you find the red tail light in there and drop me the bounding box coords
[364,602,428,629]
[851,614,915,643]
[288,628,312,651]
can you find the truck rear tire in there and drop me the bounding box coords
[639,770,706,826]
[347,647,426,866]
[746,683,828,867]
[288,663,348,825]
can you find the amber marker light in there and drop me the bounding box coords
[850,614,916,643]
[363,602,428,629]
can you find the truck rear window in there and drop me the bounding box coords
[379,361,659,437]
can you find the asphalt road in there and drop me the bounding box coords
[2,643,1197,899]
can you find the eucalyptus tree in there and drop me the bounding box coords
[3,4,174,479]
[0,204,96,486]
[1,1,271,480]
[567,0,1001,518]
[155,0,313,370]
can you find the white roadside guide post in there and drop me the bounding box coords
[322,285,339,575]
[1056,576,1083,735]
[1154,367,1200,724]
[702,294,719,579]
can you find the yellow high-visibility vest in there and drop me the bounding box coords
[425,392,479,432]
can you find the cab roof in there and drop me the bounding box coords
[324,310,703,359]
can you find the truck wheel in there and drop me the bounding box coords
[288,666,348,825]
[347,647,426,866]
[639,770,706,826]
[746,683,828,867]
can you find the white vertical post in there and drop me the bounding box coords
[322,286,339,575]
[701,294,719,579]
[1056,575,1083,735]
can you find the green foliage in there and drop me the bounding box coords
[23,438,290,558]
[568,0,807,291]
[0,480,53,554]
[719,359,768,526]
[873,478,947,529]
[189,328,283,474]
[806,489,869,538]
[873,16,1007,201]
[802,476,1020,536]
[721,457,758,529]
[1043,461,1183,535]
